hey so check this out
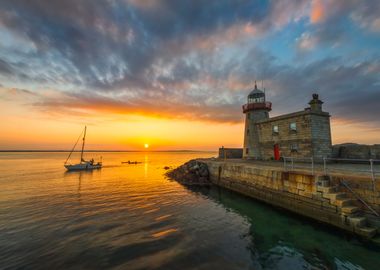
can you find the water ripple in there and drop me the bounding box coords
[0,152,379,270]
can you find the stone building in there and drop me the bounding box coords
[219,147,243,159]
[242,82,332,160]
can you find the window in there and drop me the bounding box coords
[290,122,297,131]
[247,129,250,135]
[246,148,249,154]
[273,125,279,134]
[290,143,298,152]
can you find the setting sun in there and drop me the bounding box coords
[144,143,149,149]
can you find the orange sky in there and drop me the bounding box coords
[0,88,242,150]
[0,86,378,151]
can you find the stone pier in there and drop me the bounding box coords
[200,159,380,238]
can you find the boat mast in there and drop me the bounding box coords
[80,126,87,162]
[64,128,85,165]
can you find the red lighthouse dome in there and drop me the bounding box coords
[242,81,272,113]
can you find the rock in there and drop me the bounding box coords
[199,167,208,177]
[199,177,207,183]
[165,159,211,186]
[164,166,170,170]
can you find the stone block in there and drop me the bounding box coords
[303,185,313,192]
[356,227,377,238]
[295,174,304,183]
[297,183,305,190]
[302,177,312,185]
[348,216,367,227]
[298,190,313,198]
[373,197,380,205]
[334,199,356,207]
[317,186,336,193]
[364,189,376,197]
[341,206,360,214]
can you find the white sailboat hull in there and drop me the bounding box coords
[65,162,102,171]
[64,126,102,171]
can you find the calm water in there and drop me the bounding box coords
[0,152,379,270]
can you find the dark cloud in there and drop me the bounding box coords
[0,0,305,90]
[21,47,380,126]
[259,57,380,125]
[129,0,270,38]
[0,58,14,75]
[0,0,379,126]
[296,0,380,51]
[342,0,380,32]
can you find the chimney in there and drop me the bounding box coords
[308,93,323,112]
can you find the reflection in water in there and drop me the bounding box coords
[77,172,82,193]
[0,151,379,270]
[193,186,380,270]
[151,228,179,238]
[64,170,95,197]
[144,154,148,178]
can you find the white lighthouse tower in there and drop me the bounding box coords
[242,81,272,159]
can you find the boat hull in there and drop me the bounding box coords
[64,163,102,171]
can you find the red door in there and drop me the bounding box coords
[274,144,280,160]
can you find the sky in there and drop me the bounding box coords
[0,0,379,150]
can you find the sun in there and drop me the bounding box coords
[144,143,149,149]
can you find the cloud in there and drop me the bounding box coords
[0,0,312,86]
[24,88,243,123]
[310,0,325,23]
[294,0,380,53]
[351,2,380,32]
[296,32,318,50]
[0,0,379,129]
[0,87,39,104]
[1,45,376,128]
[0,58,14,75]
[267,58,380,126]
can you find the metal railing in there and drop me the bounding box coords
[322,158,380,183]
[340,180,379,216]
[283,157,315,175]
[283,156,380,190]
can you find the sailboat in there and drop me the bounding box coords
[64,126,102,171]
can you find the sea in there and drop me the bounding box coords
[0,151,379,270]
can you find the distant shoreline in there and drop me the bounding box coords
[0,150,216,153]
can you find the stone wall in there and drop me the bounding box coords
[333,144,380,159]
[218,148,243,159]
[205,160,317,200]
[255,111,331,160]
[310,114,332,159]
[329,175,380,211]
[202,159,380,237]
[243,110,269,159]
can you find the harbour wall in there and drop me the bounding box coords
[332,143,380,159]
[202,159,380,238]
[218,148,243,159]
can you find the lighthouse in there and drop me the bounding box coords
[242,82,272,159]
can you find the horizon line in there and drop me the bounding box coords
[0,149,217,153]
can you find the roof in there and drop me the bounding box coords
[255,110,330,124]
[248,82,264,97]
